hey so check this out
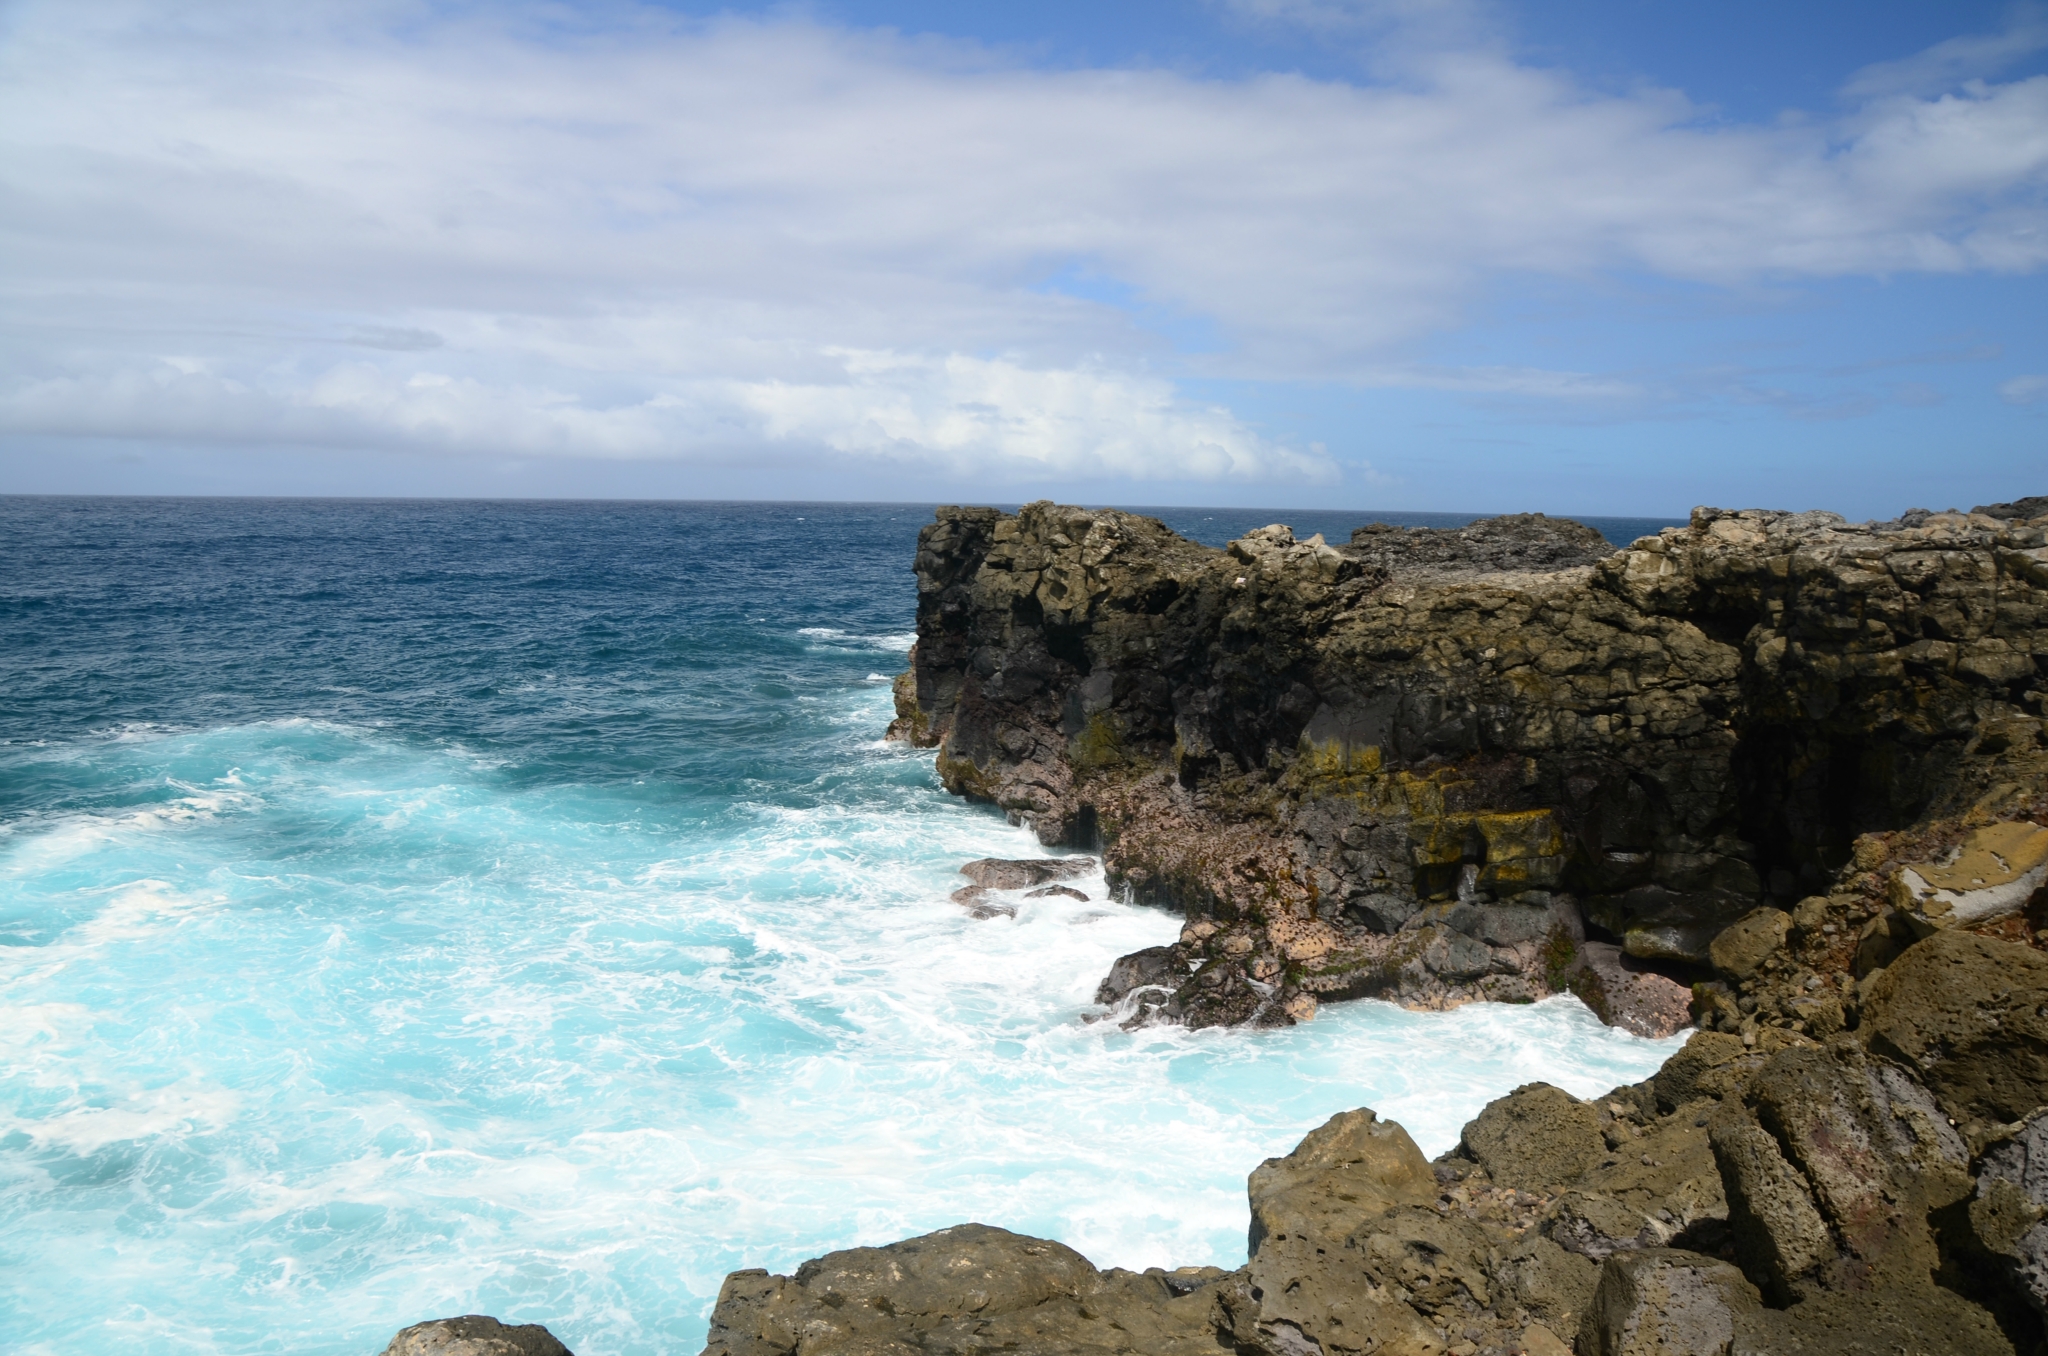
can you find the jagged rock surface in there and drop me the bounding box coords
[380,1316,573,1356]
[892,498,2048,1034]
[698,928,2048,1356]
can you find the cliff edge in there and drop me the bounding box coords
[891,498,2048,1036]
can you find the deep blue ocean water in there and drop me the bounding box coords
[0,498,1684,1356]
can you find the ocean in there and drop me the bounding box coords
[0,498,1687,1356]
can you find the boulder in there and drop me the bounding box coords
[1495,1235,1599,1332]
[1094,945,1180,1008]
[380,1317,572,1356]
[1246,1108,1436,1253]
[1229,1233,1444,1356]
[1889,821,2048,934]
[1743,1040,1969,1279]
[789,1223,1097,1319]
[1707,1110,1832,1303]
[1544,1106,1726,1261]
[1968,1109,2048,1325]
[1571,942,1695,1039]
[1860,930,2048,1132]
[1458,1083,1603,1191]
[1577,1248,1760,1356]
[957,857,1097,890]
[1707,907,1790,981]
[1651,1032,1754,1113]
[703,1225,1239,1356]
[949,884,1017,919]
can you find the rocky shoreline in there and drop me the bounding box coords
[403,926,2048,1354]
[689,928,2048,1355]
[383,495,2048,1355]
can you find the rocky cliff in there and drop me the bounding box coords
[890,497,2048,1036]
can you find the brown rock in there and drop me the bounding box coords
[1706,907,1790,981]
[1651,1031,1753,1112]
[701,1224,1214,1356]
[1570,943,1695,1039]
[1546,1105,1726,1260]
[1577,1248,1759,1356]
[380,1317,572,1356]
[1247,1107,1436,1253]
[957,856,1096,889]
[1708,1110,1832,1303]
[1890,821,2048,933]
[1458,1083,1603,1191]
[1860,930,2048,1131]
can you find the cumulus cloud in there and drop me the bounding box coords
[1,0,2045,480]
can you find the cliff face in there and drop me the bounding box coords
[893,498,2048,1033]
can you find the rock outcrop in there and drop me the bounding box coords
[891,498,2048,1034]
[695,927,2048,1356]
[380,1316,573,1356]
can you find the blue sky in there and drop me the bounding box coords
[1,0,2044,517]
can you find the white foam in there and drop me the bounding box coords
[0,705,1686,1356]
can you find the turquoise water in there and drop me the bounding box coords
[0,499,1685,1355]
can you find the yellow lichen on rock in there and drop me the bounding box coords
[1890,819,2048,932]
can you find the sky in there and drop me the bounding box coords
[2,0,2046,517]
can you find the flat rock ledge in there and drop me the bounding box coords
[888,496,2048,1038]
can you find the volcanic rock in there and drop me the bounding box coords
[380,1317,572,1356]
[699,926,2048,1356]
[700,1223,1228,1356]
[893,496,2048,1034]
[1457,1083,1604,1191]
[957,857,1097,890]
[1860,928,2048,1135]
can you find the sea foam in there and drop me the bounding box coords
[0,690,1684,1356]
[0,499,1686,1356]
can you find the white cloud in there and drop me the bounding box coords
[730,351,1332,480]
[0,351,1325,482]
[2001,373,2048,405]
[1,0,2045,479]
[1841,6,2048,101]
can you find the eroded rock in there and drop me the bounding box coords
[1861,930,2048,1135]
[893,497,2048,1037]
[1890,820,2048,933]
[381,1317,572,1356]
[1578,1248,1758,1356]
[957,857,1097,890]
[1458,1083,1603,1191]
[1246,1107,1436,1254]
